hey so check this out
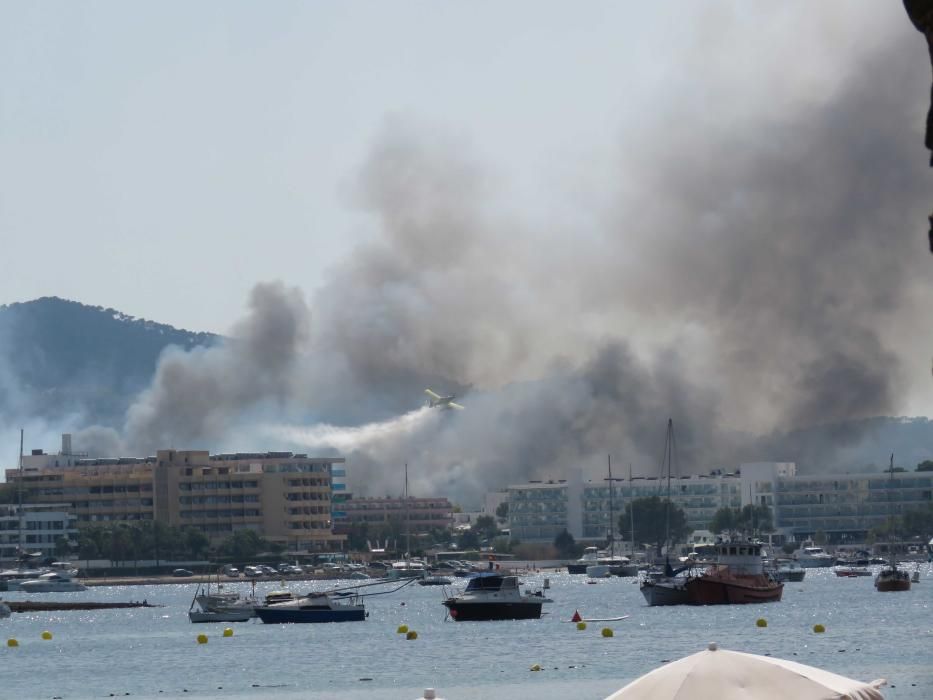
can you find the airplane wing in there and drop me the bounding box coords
[424,389,442,400]
[448,402,465,410]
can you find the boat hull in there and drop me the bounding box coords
[875,568,911,592]
[640,580,691,606]
[771,570,805,583]
[189,610,254,623]
[255,606,366,623]
[686,576,783,605]
[567,563,590,574]
[443,600,543,621]
[18,582,87,593]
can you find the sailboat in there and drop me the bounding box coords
[386,464,427,579]
[875,455,911,592]
[587,456,637,578]
[640,419,693,605]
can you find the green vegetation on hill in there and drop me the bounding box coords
[0,296,217,425]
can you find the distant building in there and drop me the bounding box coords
[339,496,453,534]
[506,462,933,544]
[6,440,346,552]
[0,504,78,563]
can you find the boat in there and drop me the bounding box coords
[418,575,452,586]
[587,554,638,578]
[792,542,835,568]
[768,559,806,583]
[587,456,638,579]
[255,591,366,623]
[442,573,551,621]
[640,420,694,606]
[18,571,87,593]
[640,572,692,606]
[834,565,871,577]
[911,569,921,583]
[567,547,600,574]
[875,455,911,593]
[684,540,783,604]
[386,560,428,579]
[188,576,257,623]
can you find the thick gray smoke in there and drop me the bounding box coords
[61,6,932,503]
[75,283,311,456]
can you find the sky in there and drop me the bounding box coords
[2,2,932,500]
[2,2,920,333]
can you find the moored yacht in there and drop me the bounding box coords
[567,547,600,574]
[18,571,87,593]
[586,554,638,578]
[255,591,366,623]
[442,573,551,621]
[768,559,806,582]
[793,542,835,568]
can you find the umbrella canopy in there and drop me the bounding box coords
[604,643,886,700]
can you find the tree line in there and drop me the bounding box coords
[73,522,285,565]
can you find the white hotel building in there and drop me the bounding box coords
[506,462,933,544]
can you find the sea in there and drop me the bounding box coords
[1,566,931,700]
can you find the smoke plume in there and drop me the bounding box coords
[47,5,933,503]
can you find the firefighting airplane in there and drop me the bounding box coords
[424,388,465,410]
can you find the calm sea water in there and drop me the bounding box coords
[1,566,931,700]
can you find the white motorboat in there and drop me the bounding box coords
[18,571,87,593]
[586,555,638,579]
[568,547,600,574]
[793,543,835,568]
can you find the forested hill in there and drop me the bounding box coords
[0,297,217,426]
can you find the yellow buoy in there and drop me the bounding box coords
[601,627,614,638]
[41,631,53,640]
[397,625,409,634]
[576,621,587,631]
[756,618,767,628]
[406,630,418,640]
[530,664,542,672]
[222,628,233,638]
[197,634,208,644]
[813,624,825,634]
[7,639,18,648]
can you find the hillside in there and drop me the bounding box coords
[0,297,217,426]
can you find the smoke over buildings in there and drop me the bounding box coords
[6,5,933,503]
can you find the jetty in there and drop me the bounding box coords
[4,600,159,613]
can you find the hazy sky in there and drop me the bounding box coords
[1,2,920,332]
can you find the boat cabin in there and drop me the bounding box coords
[713,541,764,575]
[464,574,518,593]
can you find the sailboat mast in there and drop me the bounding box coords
[17,428,24,557]
[404,463,410,558]
[629,463,635,558]
[664,418,672,551]
[607,455,614,554]
[887,453,895,568]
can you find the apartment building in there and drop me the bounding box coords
[506,462,933,544]
[338,496,454,533]
[0,504,78,563]
[6,444,346,551]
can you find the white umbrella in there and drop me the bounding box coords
[604,643,886,700]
